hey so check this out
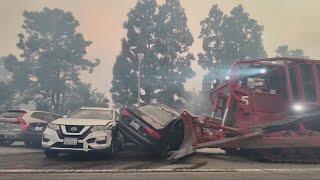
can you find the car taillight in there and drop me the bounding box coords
[17,113,28,130]
[145,127,161,140]
[122,109,131,117]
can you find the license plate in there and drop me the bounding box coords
[34,126,43,131]
[63,138,77,145]
[0,122,5,129]
[130,120,141,130]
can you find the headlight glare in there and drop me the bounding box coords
[292,103,304,112]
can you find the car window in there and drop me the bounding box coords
[0,111,25,118]
[68,109,113,120]
[138,105,177,125]
[31,112,59,122]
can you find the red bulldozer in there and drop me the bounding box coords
[171,57,320,162]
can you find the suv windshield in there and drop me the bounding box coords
[68,109,113,120]
[31,112,61,122]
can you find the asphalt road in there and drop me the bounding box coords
[1,142,320,180]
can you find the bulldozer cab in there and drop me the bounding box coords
[210,57,320,128]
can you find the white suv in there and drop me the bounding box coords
[42,107,117,158]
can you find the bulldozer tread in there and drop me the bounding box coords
[242,148,320,163]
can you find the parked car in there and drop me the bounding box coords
[117,104,185,158]
[23,112,62,147]
[42,107,119,158]
[0,110,61,147]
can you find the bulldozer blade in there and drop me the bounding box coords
[167,125,196,160]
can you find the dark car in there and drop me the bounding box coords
[23,111,62,147]
[117,104,185,157]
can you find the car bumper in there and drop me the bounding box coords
[42,128,112,152]
[23,131,43,142]
[0,130,23,141]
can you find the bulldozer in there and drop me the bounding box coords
[170,57,320,162]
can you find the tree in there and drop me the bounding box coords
[155,0,195,108]
[3,54,32,92]
[5,8,101,113]
[110,0,158,107]
[0,57,13,112]
[36,82,109,114]
[52,82,109,114]
[198,4,267,91]
[198,5,224,74]
[275,44,307,58]
[110,0,194,109]
[0,82,14,113]
[0,57,11,83]
[87,90,109,108]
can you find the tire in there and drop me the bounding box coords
[222,148,239,154]
[106,139,117,156]
[114,130,125,152]
[24,140,41,148]
[0,139,14,146]
[24,140,33,148]
[44,150,58,159]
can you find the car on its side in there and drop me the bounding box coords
[42,107,118,158]
[117,104,185,157]
[0,110,61,147]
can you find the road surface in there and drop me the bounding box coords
[0,142,320,179]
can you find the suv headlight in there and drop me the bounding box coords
[91,125,112,132]
[47,123,59,131]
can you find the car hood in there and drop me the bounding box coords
[51,118,113,126]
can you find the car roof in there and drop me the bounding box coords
[80,107,114,111]
[7,109,28,113]
[6,109,61,116]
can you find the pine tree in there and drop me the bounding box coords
[110,0,194,109]
[4,8,101,113]
[110,0,158,107]
[198,5,267,91]
[275,44,307,58]
[155,0,195,108]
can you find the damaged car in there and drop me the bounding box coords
[117,104,187,158]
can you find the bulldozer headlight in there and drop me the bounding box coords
[292,103,304,112]
[260,68,267,74]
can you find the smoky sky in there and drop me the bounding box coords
[1,0,319,99]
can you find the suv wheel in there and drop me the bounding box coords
[106,140,117,156]
[44,150,58,158]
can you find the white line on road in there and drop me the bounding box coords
[1,168,320,173]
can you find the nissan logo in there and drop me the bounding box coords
[70,126,78,133]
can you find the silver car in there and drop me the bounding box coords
[0,110,61,147]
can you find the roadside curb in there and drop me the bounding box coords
[1,168,320,174]
[0,151,42,156]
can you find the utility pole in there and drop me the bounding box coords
[137,53,144,106]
